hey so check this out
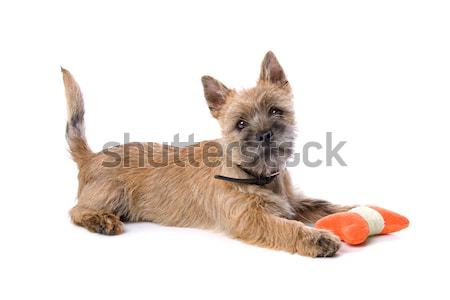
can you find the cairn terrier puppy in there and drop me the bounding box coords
[63,51,352,257]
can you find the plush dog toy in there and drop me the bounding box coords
[315,206,409,245]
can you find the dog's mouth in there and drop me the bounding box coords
[243,164,284,177]
[240,143,293,176]
[238,165,282,178]
[238,148,289,177]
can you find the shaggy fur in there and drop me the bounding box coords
[63,51,353,257]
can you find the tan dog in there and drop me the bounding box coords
[63,51,352,257]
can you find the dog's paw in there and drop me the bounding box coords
[82,213,124,235]
[298,228,341,257]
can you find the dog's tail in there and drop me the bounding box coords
[61,67,93,167]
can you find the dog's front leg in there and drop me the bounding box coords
[290,196,355,224]
[221,195,341,257]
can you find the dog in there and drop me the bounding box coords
[62,51,353,257]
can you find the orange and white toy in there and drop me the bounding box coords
[315,206,409,245]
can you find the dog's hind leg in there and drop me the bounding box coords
[70,182,128,235]
[70,205,124,235]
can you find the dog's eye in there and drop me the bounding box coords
[269,107,283,116]
[236,120,248,130]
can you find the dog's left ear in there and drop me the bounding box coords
[259,51,289,88]
[201,75,231,118]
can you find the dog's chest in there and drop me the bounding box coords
[238,184,295,219]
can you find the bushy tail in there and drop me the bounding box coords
[61,67,93,166]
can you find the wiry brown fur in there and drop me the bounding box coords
[62,52,353,257]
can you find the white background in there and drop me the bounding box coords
[1,0,449,299]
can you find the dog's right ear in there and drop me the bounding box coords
[259,51,289,88]
[201,75,231,118]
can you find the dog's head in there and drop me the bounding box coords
[201,51,296,176]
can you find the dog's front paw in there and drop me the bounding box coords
[297,228,341,257]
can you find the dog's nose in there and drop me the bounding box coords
[256,130,273,143]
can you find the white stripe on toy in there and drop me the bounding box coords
[350,206,385,235]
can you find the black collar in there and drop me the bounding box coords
[214,167,280,186]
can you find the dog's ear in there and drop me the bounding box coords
[259,51,289,87]
[201,75,231,118]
